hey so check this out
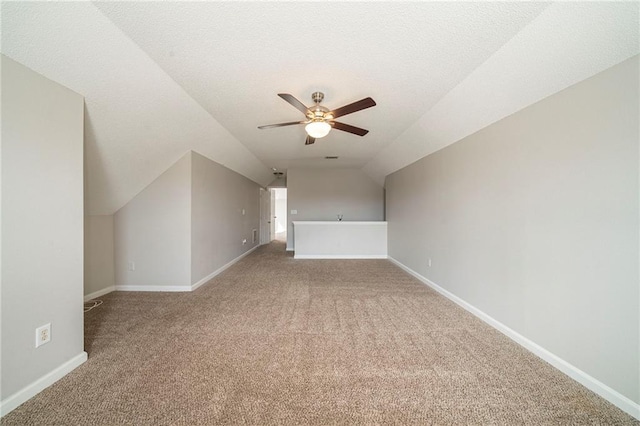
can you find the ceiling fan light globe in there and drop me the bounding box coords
[305,121,331,138]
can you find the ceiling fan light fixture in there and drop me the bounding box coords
[305,120,331,138]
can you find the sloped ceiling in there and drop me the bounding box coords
[1,2,638,215]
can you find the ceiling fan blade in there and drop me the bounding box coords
[330,97,376,119]
[258,121,306,129]
[330,121,369,136]
[305,136,316,145]
[278,93,310,116]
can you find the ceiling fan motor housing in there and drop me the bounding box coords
[307,92,331,121]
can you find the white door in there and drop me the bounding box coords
[273,188,287,240]
[259,188,271,244]
[270,189,276,241]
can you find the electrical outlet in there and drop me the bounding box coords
[242,209,245,215]
[35,323,51,348]
[128,261,135,271]
[242,239,247,245]
[428,258,432,267]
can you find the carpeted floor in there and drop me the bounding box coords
[2,241,637,425]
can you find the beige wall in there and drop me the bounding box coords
[114,152,192,289]
[286,168,385,250]
[385,56,639,404]
[1,56,86,401]
[84,215,115,298]
[112,151,261,290]
[190,151,260,285]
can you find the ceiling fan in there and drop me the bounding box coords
[258,92,376,145]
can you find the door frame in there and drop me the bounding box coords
[259,188,272,244]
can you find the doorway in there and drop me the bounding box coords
[260,187,287,244]
[273,188,287,242]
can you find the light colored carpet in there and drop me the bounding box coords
[2,241,637,425]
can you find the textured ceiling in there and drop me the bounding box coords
[1,2,638,215]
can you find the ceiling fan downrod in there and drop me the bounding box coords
[311,91,324,105]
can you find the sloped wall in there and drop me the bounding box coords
[114,153,192,289]
[112,151,261,291]
[386,56,639,405]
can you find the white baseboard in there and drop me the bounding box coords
[286,247,294,252]
[387,256,640,421]
[191,245,259,291]
[114,246,260,293]
[115,285,191,292]
[294,254,388,259]
[0,351,87,417]
[83,286,115,302]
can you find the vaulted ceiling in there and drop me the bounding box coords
[2,2,638,215]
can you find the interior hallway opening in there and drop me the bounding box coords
[273,188,287,242]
